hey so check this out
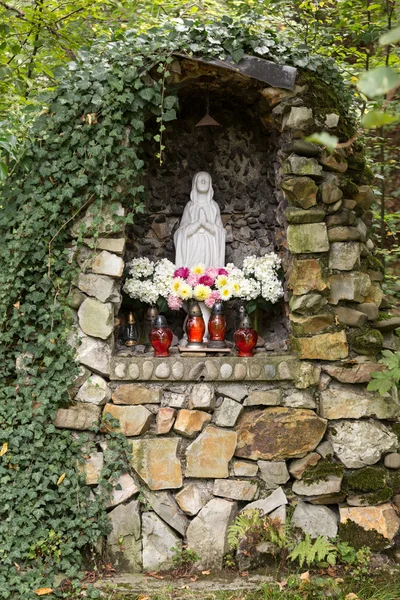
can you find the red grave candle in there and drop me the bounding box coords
[186,301,205,345]
[149,315,173,357]
[234,315,258,357]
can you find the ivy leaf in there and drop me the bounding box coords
[163,96,176,109]
[0,161,8,181]
[139,88,155,101]
[162,109,176,122]
[357,67,400,98]
[362,110,398,129]
[379,26,400,46]
[231,48,244,63]
[305,132,338,152]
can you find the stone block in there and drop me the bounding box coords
[355,185,375,209]
[335,306,368,327]
[91,250,124,278]
[328,226,361,242]
[175,483,213,516]
[130,438,182,490]
[186,499,237,569]
[214,398,243,427]
[54,403,101,430]
[364,283,384,307]
[281,177,317,209]
[284,155,323,177]
[348,327,383,355]
[292,502,338,538]
[258,461,290,489]
[76,374,111,406]
[68,289,86,309]
[163,392,186,408]
[282,390,316,409]
[293,331,348,361]
[107,473,139,508]
[189,383,214,410]
[235,408,326,461]
[285,207,325,224]
[328,420,398,468]
[213,479,258,501]
[84,237,126,255]
[173,409,211,438]
[142,490,189,536]
[233,460,259,477]
[103,403,152,436]
[322,361,383,384]
[374,317,400,333]
[329,242,360,271]
[78,298,114,340]
[79,451,103,485]
[290,314,334,335]
[215,384,248,401]
[289,293,327,314]
[320,151,348,173]
[77,273,120,303]
[287,223,329,253]
[112,384,161,405]
[156,407,176,434]
[107,500,141,572]
[244,487,287,514]
[320,182,343,205]
[326,209,357,228]
[325,113,340,128]
[142,512,181,571]
[284,107,314,130]
[320,383,400,420]
[72,202,124,238]
[293,474,342,496]
[288,259,328,296]
[185,426,237,478]
[244,389,282,406]
[328,272,371,304]
[289,452,321,480]
[76,336,112,377]
[340,504,400,540]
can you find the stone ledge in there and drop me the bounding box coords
[110,354,302,382]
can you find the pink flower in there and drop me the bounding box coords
[167,294,183,310]
[218,268,229,276]
[205,267,219,281]
[174,267,190,279]
[187,274,200,287]
[199,275,214,287]
[204,290,220,309]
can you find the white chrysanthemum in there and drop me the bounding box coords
[219,285,233,300]
[193,284,212,301]
[230,280,241,296]
[171,277,184,294]
[127,257,154,278]
[123,279,159,304]
[192,263,206,275]
[215,274,229,289]
[177,283,192,300]
[153,258,176,298]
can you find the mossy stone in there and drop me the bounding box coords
[339,519,389,551]
[363,255,385,274]
[302,458,345,484]
[348,327,383,355]
[346,466,387,492]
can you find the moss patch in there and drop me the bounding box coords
[341,179,359,198]
[302,459,344,483]
[388,470,400,494]
[348,327,383,355]
[365,486,394,505]
[346,467,387,492]
[364,255,385,274]
[339,519,389,551]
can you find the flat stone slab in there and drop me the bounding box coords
[110,354,303,382]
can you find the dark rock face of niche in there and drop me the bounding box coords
[126,87,281,266]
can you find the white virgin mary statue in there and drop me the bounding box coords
[174,171,226,269]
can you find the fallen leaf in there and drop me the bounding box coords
[34,589,53,596]
[57,473,66,486]
[0,443,8,457]
[201,570,210,575]
[240,571,248,577]
[13,301,20,310]
[345,594,359,600]
[300,571,310,583]
[138,596,150,600]
[276,580,287,591]
[14,562,20,571]
[190,576,198,582]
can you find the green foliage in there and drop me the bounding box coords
[367,350,400,395]
[288,534,336,568]
[357,67,400,98]
[171,546,200,569]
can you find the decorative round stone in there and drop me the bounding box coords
[142,360,154,379]
[205,360,219,380]
[220,363,233,379]
[264,364,277,379]
[189,362,206,380]
[155,362,170,379]
[234,363,247,380]
[384,453,400,470]
[278,362,291,380]
[114,363,126,378]
[172,361,184,380]
[128,363,140,380]
[248,364,261,379]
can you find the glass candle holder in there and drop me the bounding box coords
[234,315,258,357]
[208,300,226,348]
[186,301,205,347]
[149,315,173,357]
[123,312,138,347]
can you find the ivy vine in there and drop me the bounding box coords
[0,15,351,598]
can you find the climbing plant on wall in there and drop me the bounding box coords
[0,16,350,598]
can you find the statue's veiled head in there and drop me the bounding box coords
[191,171,213,203]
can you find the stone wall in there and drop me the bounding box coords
[59,59,400,573]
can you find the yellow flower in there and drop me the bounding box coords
[172,278,183,293]
[219,285,232,300]
[177,283,192,300]
[231,280,241,295]
[193,284,212,301]
[192,263,205,276]
[215,274,229,289]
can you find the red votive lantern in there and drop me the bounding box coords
[186,301,205,348]
[208,300,226,348]
[234,314,258,357]
[150,315,173,357]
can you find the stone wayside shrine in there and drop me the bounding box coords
[55,52,400,572]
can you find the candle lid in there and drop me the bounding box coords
[153,315,168,328]
[188,302,203,317]
[127,312,136,324]
[211,300,224,315]
[239,314,253,329]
